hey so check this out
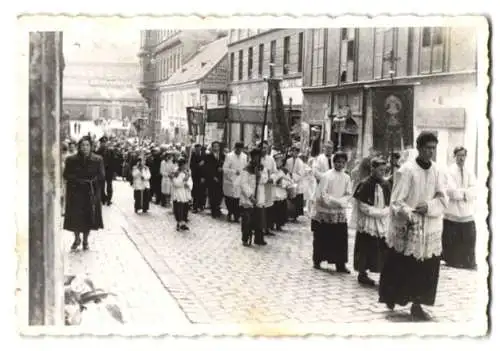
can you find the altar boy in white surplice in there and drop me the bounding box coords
[378,131,448,321]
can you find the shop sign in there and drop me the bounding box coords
[415,108,466,129]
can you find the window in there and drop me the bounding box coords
[340,28,356,83]
[347,40,355,61]
[283,36,290,75]
[382,28,395,78]
[258,44,264,76]
[270,40,276,77]
[230,53,235,81]
[420,27,446,74]
[311,29,325,86]
[218,92,226,106]
[248,47,254,79]
[341,28,348,40]
[238,50,243,80]
[298,32,304,73]
[422,27,431,47]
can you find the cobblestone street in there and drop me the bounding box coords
[64,180,485,326]
[63,196,189,326]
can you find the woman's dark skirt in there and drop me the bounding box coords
[442,219,477,269]
[378,248,441,307]
[353,231,388,273]
[311,220,348,265]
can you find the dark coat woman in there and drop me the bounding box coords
[63,136,105,251]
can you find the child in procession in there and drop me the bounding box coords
[240,148,269,246]
[172,158,193,231]
[272,153,294,231]
[131,157,151,214]
[160,151,176,208]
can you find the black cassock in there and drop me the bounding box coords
[190,151,207,211]
[204,152,226,217]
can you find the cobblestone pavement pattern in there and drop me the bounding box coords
[75,180,484,324]
[63,199,189,326]
[68,181,480,324]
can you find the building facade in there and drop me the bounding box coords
[137,29,226,141]
[301,26,478,172]
[227,29,305,147]
[157,36,229,144]
[63,62,144,140]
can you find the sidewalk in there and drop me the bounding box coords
[63,201,189,326]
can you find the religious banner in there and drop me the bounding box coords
[186,107,206,137]
[371,85,414,156]
[268,79,292,152]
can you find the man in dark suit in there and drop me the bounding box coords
[190,144,207,213]
[146,147,163,204]
[95,136,115,206]
[204,141,225,218]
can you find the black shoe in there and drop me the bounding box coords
[227,215,233,222]
[242,241,251,247]
[180,224,189,231]
[70,238,81,251]
[134,208,139,213]
[176,224,181,231]
[358,274,375,286]
[255,240,267,246]
[314,262,321,269]
[386,302,395,311]
[82,242,89,251]
[107,201,112,206]
[411,304,432,321]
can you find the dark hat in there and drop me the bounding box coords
[234,142,244,149]
[177,157,187,166]
[194,143,202,148]
[99,136,108,143]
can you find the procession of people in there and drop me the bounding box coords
[60,129,479,322]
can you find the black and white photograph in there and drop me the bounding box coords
[17,15,490,338]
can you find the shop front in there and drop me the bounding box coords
[302,88,364,160]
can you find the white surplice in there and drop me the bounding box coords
[222,151,248,198]
[388,159,448,260]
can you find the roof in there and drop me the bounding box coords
[165,37,228,86]
[63,84,143,101]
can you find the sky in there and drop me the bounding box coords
[62,25,141,64]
